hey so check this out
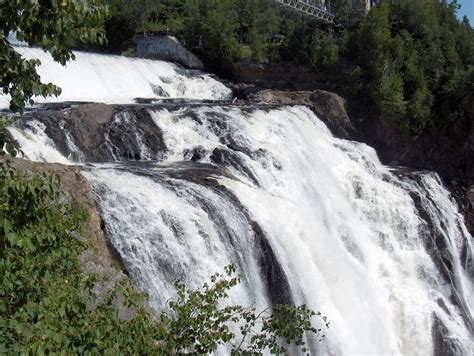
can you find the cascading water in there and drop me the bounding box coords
[10,104,473,355]
[0,46,231,110]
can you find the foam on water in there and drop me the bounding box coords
[0,46,231,110]
[9,104,473,355]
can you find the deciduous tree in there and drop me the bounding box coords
[0,0,109,112]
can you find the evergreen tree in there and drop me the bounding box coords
[354,0,473,134]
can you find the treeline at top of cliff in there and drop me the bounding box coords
[81,0,473,138]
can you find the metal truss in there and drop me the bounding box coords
[274,0,335,23]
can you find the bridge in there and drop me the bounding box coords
[274,0,336,24]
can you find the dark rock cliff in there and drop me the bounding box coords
[246,89,355,139]
[15,103,166,163]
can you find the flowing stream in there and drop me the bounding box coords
[6,48,474,355]
[0,46,230,110]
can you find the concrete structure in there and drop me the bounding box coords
[136,33,204,70]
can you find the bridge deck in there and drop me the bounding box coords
[274,0,335,23]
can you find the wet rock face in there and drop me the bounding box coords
[374,118,474,187]
[432,314,467,356]
[447,184,474,237]
[308,90,355,138]
[247,89,355,139]
[184,146,207,162]
[468,187,474,209]
[16,104,167,163]
[98,109,166,162]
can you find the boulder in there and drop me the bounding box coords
[248,89,355,139]
[137,35,204,70]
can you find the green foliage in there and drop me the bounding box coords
[0,167,328,353]
[96,0,473,138]
[183,0,242,67]
[157,265,328,354]
[349,65,365,95]
[234,0,260,43]
[248,28,266,61]
[1,166,89,353]
[98,0,186,52]
[353,0,474,134]
[0,138,327,353]
[311,31,340,71]
[1,0,109,113]
[332,0,352,25]
[98,0,348,71]
[0,163,161,354]
[282,24,340,72]
[354,0,391,71]
[0,117,20,158]
[371,57,407,124]
[99,0,309,67]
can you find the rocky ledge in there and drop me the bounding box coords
[5,157,134,318]
[246,89,355,139]
[11,95,474,237]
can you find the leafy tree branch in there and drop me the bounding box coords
[0,0,109,112]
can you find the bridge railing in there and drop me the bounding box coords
[274,0,336,23]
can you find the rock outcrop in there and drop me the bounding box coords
[247,89,355,139]
[469,186,474,208]
[137,34,204,70]
[16,103,167,163]
[363,116,474,187]
[230,59,345,90]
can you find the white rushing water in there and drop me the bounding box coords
[0,46,231,109]
[10,105,473,355]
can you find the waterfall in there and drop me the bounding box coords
[10,104,473,355]
[0,46,231,110]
